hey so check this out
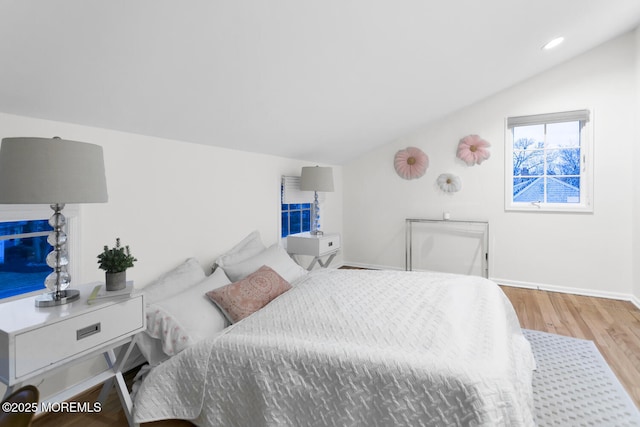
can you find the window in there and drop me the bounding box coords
[0,205,79,300]
[281,202,312,238]
[0,219,52,299]
[505,109,593,212]
[281,176,313,238]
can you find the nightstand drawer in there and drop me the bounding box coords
[14,296,143,378]
[317,235,340,256]
[287,233,340,256]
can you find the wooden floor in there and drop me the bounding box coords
[32,286,640,427]
[500,286,640,407]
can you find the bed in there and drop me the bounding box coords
[131,232,536,426]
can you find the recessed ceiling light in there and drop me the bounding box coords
[543,37,565,50]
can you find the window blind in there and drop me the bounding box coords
[281,176,324,204]
[506,109,590,128]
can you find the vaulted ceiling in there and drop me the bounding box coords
[1,1,639,164]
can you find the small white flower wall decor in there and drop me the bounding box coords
[437,173,462,193]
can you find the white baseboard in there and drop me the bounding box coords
[490,277,640,310]
[339,261,404,271]
[341,261,640,310]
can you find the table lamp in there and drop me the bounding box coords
[0,137,108,307]
[300,166,334,236]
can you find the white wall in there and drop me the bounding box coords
[634,28,640,304]
[0,112,343,397]
[0,112,343,285]
[344,31,638,302]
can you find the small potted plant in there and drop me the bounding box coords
[97,238,137,291]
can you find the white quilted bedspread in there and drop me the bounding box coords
[133,269,536,426]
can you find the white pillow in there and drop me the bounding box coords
[214,230,266,270]
[222,244,307,283]
[143,268,231,361]
[135,258,206,306]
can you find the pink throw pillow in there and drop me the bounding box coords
[206,265,291,323]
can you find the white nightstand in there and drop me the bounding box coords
[0,282,145,426]
[287,232,341,270]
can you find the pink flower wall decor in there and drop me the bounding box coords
[457,134,491,166]
[394,147,428,180]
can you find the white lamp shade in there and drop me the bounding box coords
[300,166,334,192]
[0,137,108,204]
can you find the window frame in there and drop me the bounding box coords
[0,204,80,301]
[504,109,594,213]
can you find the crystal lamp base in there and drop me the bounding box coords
[35,289,80,307]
